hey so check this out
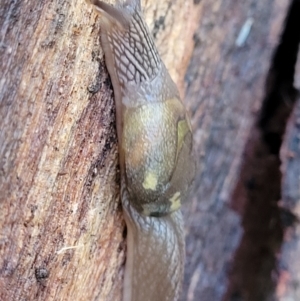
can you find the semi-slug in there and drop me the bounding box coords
[87,1,195,300]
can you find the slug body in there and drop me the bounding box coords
[88,1,195,300]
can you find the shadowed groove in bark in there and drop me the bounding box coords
[259,0,300,155]
[225,0,300,300]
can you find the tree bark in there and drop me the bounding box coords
[277,96,300,300]
[276,44,300,300]
[0,0,200,300]
[182,0,297,300]
[1,0,299,301]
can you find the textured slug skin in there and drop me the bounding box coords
[121,184,185,301]
[87,1,195,300]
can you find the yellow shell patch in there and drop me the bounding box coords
[142,171,158,191]
[177,120,190,154]
[169,191,181,211]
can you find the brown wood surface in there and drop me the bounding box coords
[0,0,124,300]
[0,0,200,300]
[1,0,298,300]
[182,0,294,300]
[277,97,300,300]
[276,45,300,300]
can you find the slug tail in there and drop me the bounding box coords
[122,188,185,301]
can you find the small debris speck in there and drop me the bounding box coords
[35,267,49,280]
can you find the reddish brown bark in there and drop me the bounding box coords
[182,0,295,300]
[0,0,298,300]
[0,0,200,300]
[276,44,300,300]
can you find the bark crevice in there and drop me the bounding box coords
[225,0,300,300]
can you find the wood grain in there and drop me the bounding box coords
[276,44,300,300]
[0,0,296,300]
[182,0,291,300]
[0,0,200,300]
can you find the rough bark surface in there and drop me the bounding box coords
[0,0,200,300]
[1,0,299,301]
[181,0,292,300]
[276,45,300,300]
[277,97,300,300]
